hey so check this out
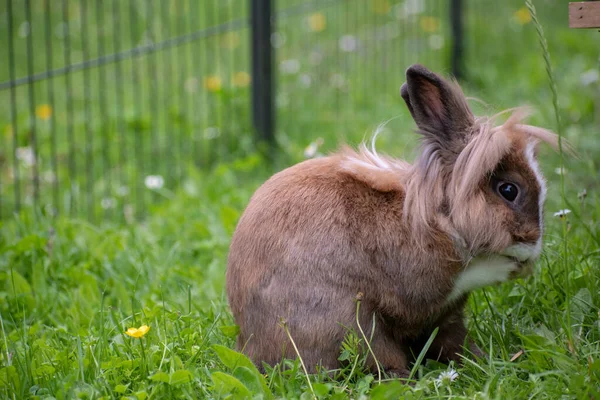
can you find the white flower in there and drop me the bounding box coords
[339,35,357,52]
[203,127,220,140]
[116,185,130,197]
[16,146,36,166]
[304,138,324,159]
[434,368,459,387]
[394,0,424,19]
[280,59,300,74]
[553,209,571,218]
[42,170,56,183]
[581,69,599,86]
[429,34,444,50]
[554,167,567,175]
[298,74,312,88]
[276,93,289,108]
[101,197,117,209]
[144,175,164,190]
[270,32,286,48]
[19,21,30,38]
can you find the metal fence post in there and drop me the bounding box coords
[251,0,275,144]
[450,0,464,80]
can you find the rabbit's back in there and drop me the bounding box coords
[227,154,408,304]
[226,154,420,366]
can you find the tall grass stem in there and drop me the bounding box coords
[525,0,572,342]
[280,319,316,399]
[355,293,382,383]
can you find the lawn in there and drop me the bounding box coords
[1,0,600,399]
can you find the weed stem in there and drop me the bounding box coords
[280,318,316,399]
[355,293,382,383]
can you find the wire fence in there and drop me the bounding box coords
[0,0,456,223]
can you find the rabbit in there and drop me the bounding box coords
[226,64,559,377]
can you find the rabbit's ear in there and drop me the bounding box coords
[402,64,474,143]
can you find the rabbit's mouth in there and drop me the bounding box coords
[507,256,535,278]
[500,242,542,275]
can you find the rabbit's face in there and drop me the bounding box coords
[400,65,558,276]
[453,133,547,277]
[487,138,545,272]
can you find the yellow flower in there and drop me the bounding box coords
[232,71,251,88]
[308,13,326,32]
[125,324,150,338]
[204,75,222,92]
[420,16,440,33]
[372,0,391,15]
[36,104,52,120]
[513,7,531,25]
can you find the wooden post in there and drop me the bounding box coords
[569,2,600,29]
[251,0,275,145]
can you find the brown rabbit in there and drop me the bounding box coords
[226,64,558,377]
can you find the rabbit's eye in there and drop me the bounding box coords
[497,182,519,202]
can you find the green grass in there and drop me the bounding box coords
[1,0,600,398]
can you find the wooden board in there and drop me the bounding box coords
[569,2,600,28]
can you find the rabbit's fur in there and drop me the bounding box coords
[226,64,558,376]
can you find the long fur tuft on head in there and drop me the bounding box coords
[402,107,560,245]
[343,63,566,253]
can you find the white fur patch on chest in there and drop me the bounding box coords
[446,255,518,303]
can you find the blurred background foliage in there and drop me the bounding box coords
[0,0,599,398]
[0,0,597,222]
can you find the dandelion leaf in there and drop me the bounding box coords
[212,345,272,398]
[169,369,193,385]
[211,371,252,400]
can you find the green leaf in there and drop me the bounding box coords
[337,348,351,361]
[31,260,48,299]
[211,371,252,399]
[370,381,409,399]
[219,325,240,338]
[212,345,255,372]
[4,269,32,296]
[232,366,263,395]
[534,324,556,344]
[312,383,332,398]
[219,206,240,234]
[9,234,45,253]
[508,285,526,297]
[570,288,593,325]
[1,269,34,312]
[33,364,56,379]
[356,374,374,395]
[149,371,170,383]
[212,345,272,399]
[300,391,314,400]
[0,366,20,391]
[135,391,148,400]
[169,369,193,385]
[114,384,128,393]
